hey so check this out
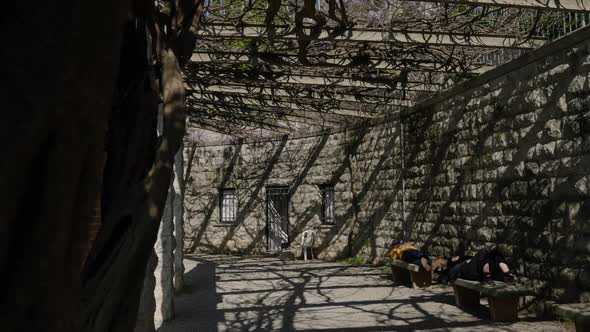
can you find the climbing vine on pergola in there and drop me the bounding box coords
[185,0,590,137]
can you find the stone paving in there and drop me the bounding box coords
[158,255,571,332]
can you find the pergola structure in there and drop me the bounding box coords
[186,0,590,137]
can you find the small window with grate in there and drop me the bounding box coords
[320,185,335,225]
[220,188,238,224]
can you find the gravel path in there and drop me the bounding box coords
[158,255,569,332]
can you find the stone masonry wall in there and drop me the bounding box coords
[183,127,403,260]
[182,116,414,262]
[400,28,590,302]
[184,26,590,302]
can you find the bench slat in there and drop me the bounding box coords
[550,303,590,332]
[454,278,532,297]
[552,303,590,321]
[391,259,420,272]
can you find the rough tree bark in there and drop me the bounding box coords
[136,1,203,329]
[134,252,158,332]
[0,2,131,331]
[81,1,204,331]
[81,34,186,332]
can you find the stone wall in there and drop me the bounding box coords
[184,26,590,302]
[183,129,397,259]
[400,27,590,302]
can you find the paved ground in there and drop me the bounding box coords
[158,255,570,332]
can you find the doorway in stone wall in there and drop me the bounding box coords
[266,186,290,252]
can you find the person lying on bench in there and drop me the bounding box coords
[390,241,441,272]
[448,247,516,284]
[447,252,472,271]
[438,249,472,284]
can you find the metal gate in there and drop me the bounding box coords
[266,186,289,252]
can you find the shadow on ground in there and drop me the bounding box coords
[157,255,567,332]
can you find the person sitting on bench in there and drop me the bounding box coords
[448,247,516,283]
[390,241,440,272]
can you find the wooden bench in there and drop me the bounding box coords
[452,278,533,322]
[549,303,590,332]
[390,259,432,288]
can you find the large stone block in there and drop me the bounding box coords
[579,268,590,291]
[525,89,549,108]
[576,237,590,254]
[540,160,561,177]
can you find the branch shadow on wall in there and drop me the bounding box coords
[239,133,332,254]
[217,135,290,251]
[311,122,415,261]
[185,141,244,252]
[402,55,589,302]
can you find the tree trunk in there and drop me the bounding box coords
[0,2,130,331]
[134,251,157,332]
[81,15,187,328]
[2,1,198,331]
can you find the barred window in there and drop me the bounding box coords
[220,189,237,223]
[320,185,335,224]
